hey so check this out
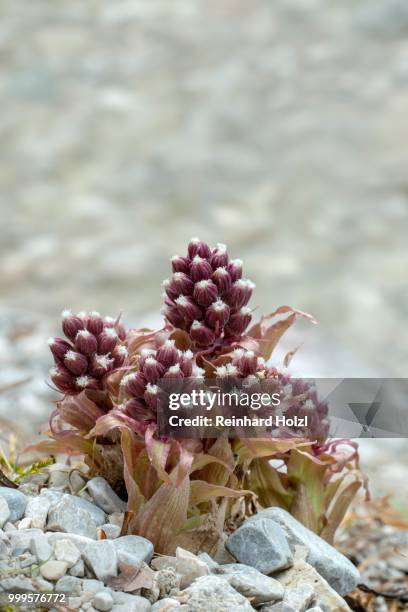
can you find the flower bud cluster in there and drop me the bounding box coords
[48,310,128,394]
[162,238,254,347]
[120,339,196,422]
[280,375,329,442]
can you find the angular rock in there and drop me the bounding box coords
[217,563,284,605]
[0,539,9,559]
[18,516,32,529]
[93,589,114,611]
[175,547,210,589]
[88,477,127,514]
[284,584,314,611]
[54,538,81,567]
[112,592,152,611]
[69,557,85,577]
[24,495,51,529]
[248,508,359,594]
[152,599,181,610]
[113,535,153,566]
[226,517,293,574]
[83,578,105,593]
[55,575,83,596]
[178,575,254,611]
[0,488,28,521]
[198,552,219,571]
[108,512,124,528]
[20,553,37,568]
[83,539,118,582]
[276,559,351,611]
[8,528,44,555]
[30,534,54,563]
[100,523,121,539]
[40,559,68,581]
[260,604,296,612]
[47,495,98,538]
[0,496,10,528]
[0,576,34,592]
[47,531,94,552]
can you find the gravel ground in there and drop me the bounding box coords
[0,1,407,500]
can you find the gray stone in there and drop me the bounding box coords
[284,584,315,611]
[87,477,126,514]
[93,589,114,611]
[276,560,351,612]
[226,517,293,575]
[54,538,81,567]
[0,496,10,528]
[8,528,44,555]
[112,592,152,611]
[0,576,34,592]
[20,553,37,568]
[113,535,153,566]
[100,523,121,539]
[306,608,324,612]
[0,539,9,559]
[151,602,178,611]
[82,578,105,593]
[40,559,68,580]
[217,563,284,605]
[175,547,210,589]
[47,495,99,538]
[67,596,82,609]
[55,575,83,596]
[30,534,54,563]
[260,604,296,612]
[248,508,359,594]
[32,576,54,592]
[69,557,85,577]
[47,531,94,552]
[83,539,118,582]
[0,488,28,521]
[178,575,254,611]
[108,512,124,528]
[197,552,218,571]
[24,495,51,529]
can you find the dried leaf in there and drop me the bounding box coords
[108,561,154,591]
[189,480,255,506]
[320,479,362,544]
[132,476,190,554]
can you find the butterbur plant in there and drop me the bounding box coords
[33,238,365,555]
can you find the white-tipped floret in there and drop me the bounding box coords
[76,376,90,388]
[116,345,128,356]
[164,339,175,347]
[212,299,228,311]
[141,348,156,357]
[214,266,228,276]
[61,309,72,319]
[240,306,252,315]
[77,329,91,338]
[95,354,111,369]
[167,363,181,375]
[146,383,159,394]
[175,295,189,306]
[196,279,210,288]
[65,350,77,361]
[104,327,118,338]
[47,337,56,346]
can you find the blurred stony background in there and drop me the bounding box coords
[0,0,407,502]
